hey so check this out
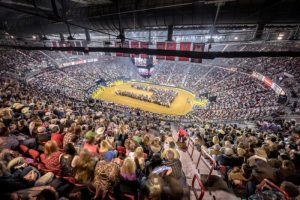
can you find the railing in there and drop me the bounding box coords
[192,174,205,200]
[187,136,196,160]
[256,179,290,200]
[196,147,217,181]
[187,136,290,200]
[187,137,217,175]
[187,136,219,200]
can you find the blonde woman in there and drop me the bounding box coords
[99,140,113,158]
[40,141,62,175]
[73,149,96,184]
[143,135,151,155]
[118,157,139,197]
[135,147,145,170]
[212,136,220,145]
[120,157,136,181]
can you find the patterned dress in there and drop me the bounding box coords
[42,152,62,174]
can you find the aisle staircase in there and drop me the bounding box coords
[170,124,240,200]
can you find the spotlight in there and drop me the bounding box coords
[277,36,283,40]
[32,35,36,40]
[234,36,238,40]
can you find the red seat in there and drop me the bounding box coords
[28,149,40,161]
[19,144,29,154]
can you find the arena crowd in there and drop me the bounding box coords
[0,78,189,200]
[0,42,300,199]
[0,77,299,199]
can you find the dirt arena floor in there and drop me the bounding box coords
[92,81,196,115]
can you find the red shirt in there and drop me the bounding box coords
[41,151,62,174]
[51,132,64,149]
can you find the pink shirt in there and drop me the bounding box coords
[83,143,98,156]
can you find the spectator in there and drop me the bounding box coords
[73,149,95,184]
[40,141,61,174]
[59,143,78,177]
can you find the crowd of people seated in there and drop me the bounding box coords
[131,83,178,107]
[1,76,299,199]
[0,48,43,77]
[27,57,141,101]
[0,78,190,200]
[116,85,178,107]
[116,89,153,103]
[19,50,57,68]
[0,41,300,200]
[150,43,300,120]
[1,42,300,121]
[185,119,300,199]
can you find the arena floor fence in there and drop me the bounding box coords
[91,80,208,116]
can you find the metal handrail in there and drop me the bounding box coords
[256,179,291,200]
[196,148,217,182]
[187,137,196,160]
[192,174,205,200]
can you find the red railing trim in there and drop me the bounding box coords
[257,179,291,200]
[192,174,205,200]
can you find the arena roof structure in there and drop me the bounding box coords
[0,0,300,43]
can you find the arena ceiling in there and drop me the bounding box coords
[0,0,300,40]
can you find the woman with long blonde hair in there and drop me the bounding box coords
[135,147,145,170]
[120,157,136,181]
[118,157,139,198]
[40,140,62,175]
[73,149,96,184]
[99,140,114,158]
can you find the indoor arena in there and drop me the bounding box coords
[0,0,300,200]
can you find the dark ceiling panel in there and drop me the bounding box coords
[0,0,299,36]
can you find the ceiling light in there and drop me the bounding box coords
[279,33,284,37]
[32,35,36,39]
[234,36,238,40]
[277,36,283,40]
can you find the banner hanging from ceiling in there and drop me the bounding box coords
[130,41,139,58]
[191,43,205,63]
[156,42,166,60]
[140,42,149,58]
[166,42,177,61]
[179,42,192,61]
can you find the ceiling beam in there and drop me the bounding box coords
[1,44,300,59]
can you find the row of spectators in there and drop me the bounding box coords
[1,76,300,199]
[0,78,189,200]
[116,87,177,108]
[131,83,178,107]
[185,118,300,199]
[1,42,300,121]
